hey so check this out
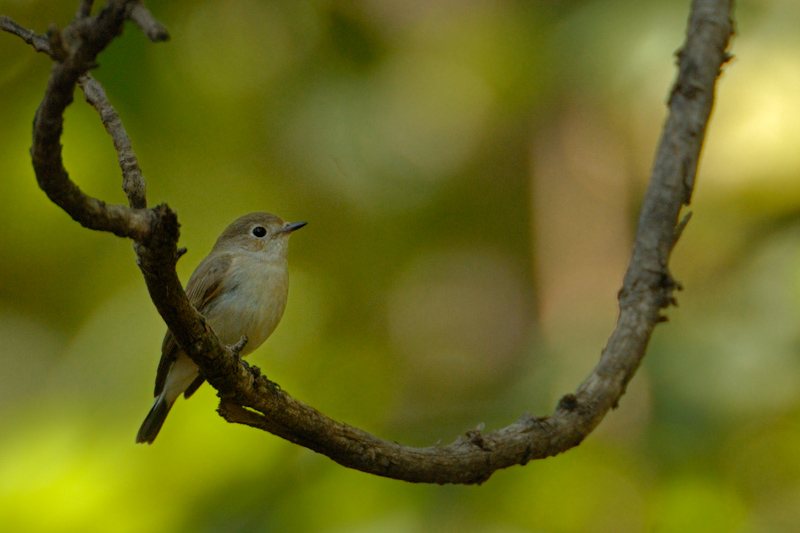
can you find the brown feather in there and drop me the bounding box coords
[183,375,206,399]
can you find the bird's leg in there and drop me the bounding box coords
[227,334,249,362]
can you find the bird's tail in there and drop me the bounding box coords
[136,395,173,444]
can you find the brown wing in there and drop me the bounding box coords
[152,252,233,397]
[183,375,206,399]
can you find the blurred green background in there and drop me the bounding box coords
[1,0,799,531]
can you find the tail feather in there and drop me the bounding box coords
[136,396,173,444]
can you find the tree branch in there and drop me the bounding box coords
[0,16,52,55]
[79,74,147,208]
[2,0,734,485]
[28,1,155,239]
[77,1,95,20]
[217,0,735,483]
[128,0,169,42]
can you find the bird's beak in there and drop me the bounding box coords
[280,221,307,234]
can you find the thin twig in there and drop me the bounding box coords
[128,1,169,42]
[79,74,147,209]
[0,16,52,56]
[77,0,94,19]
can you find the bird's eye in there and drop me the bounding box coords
[252,226,267,238]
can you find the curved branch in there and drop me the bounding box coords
[29,1,154,238]
[9,1,229,400]
[217,0,735,483]
[3,0,734,485]
[3,1,277,437]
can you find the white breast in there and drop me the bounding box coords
[204,253,289,356]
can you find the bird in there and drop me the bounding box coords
[136,212,305,444]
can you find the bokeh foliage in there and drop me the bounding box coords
[1,0,800,531]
